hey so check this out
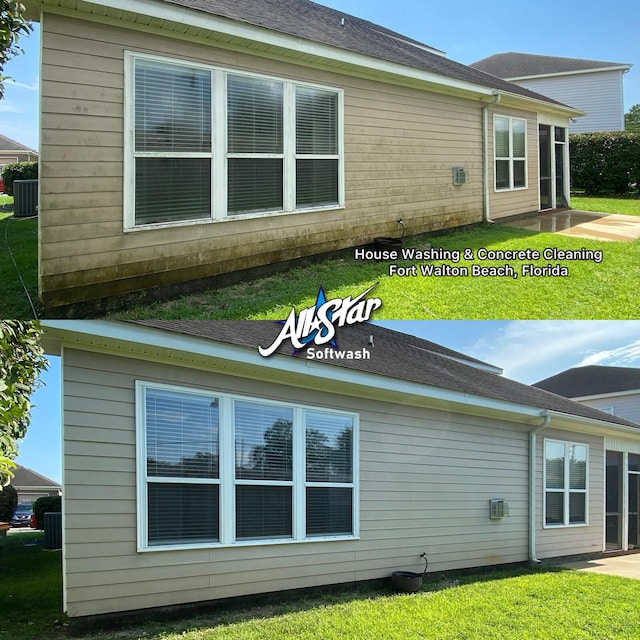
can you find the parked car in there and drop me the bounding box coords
[10,503,33,527]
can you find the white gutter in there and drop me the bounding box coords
[481,92,501,224]
[529,412,551,564]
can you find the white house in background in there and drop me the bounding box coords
[533,366,640,425]
[42,320,640,623]
[11,465,61,503]
[471,53,632,133]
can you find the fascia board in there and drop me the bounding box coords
[545,410,640,438]
[571,389,640,402]
[507,65,632,82]
[43,320,549,425]
[41,0,494,97]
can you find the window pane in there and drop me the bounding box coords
[555,127,566,142]
[135,59,211,152]
[306,411,353,482]
[135,157,211,225]
[146,387,219,478]
[512,120,526,158]
[545,441,565,489]
[513,160,526,188]
[228,158,283,215]
[148,483,219,545]
[306,487,352,536]
[235,401,293,481]
[495,160,510,190]
[227,75,283,154]
[494,116,510,158]
[296,87,338,155]
[545,492,564,525]
[236,485,292,540]
[569,445,587,490]
[629,453,640,472]
[569,493,586,524]
[296,159,338,208]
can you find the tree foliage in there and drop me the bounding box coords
[626,104,640,133]
[0,321,48,486]
[0,1,33,99]
[0,484,18,521]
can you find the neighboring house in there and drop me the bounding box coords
[25,0,582,312]
[0,134,38,180]
[533,365,640,426]
[471,52,632,134]
[11,464,61,503]
[42,320,640,621]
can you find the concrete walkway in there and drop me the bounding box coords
[560,554,640,579]
[503,210,640,242]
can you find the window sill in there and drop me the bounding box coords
[124,204,345,233]
[542,522,589,529]
[494,186,529,193]
[138,534,359,553]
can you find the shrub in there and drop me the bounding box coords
[0,485,18,522]
[570,132,640,195]
[0,161,38,196]
[33,495,61,530]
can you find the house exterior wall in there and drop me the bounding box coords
[39,11,551,310]
[581,393,640,426]
[535,428,604,559]
[513,70,626,133]
[62,346,542,618]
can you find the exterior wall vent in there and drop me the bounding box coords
[452,167,468,185]
[489,498,509,519]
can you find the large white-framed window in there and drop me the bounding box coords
[543,439,588,527]
[494,114,527,191]
[125,52,344,230]
[136,381,358,551]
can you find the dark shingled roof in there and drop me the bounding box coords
[533,366,640,399]
[0,133,36,152]
[129,321,638,429]
[471,52,631,80]
[11,465,61,488]
[157,0,570,108]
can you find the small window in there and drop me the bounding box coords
[544,439,588,526]
[494,115,527,191]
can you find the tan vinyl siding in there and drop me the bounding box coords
[63,347,533,618]
[487,107,539,219]
[40,11,492,309]
[535,428,604,559]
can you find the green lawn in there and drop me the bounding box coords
[571,195,640,216]
[113,223,640,320]
[0,531,64,640]
[0,213,40,318]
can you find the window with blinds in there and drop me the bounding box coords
[494,115,527,191]
[137,383,357,550]
[544,440,588,527]
[128,54,343,228]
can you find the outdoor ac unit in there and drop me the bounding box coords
[452,167,468,186]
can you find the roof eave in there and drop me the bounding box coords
[507,64,633,82]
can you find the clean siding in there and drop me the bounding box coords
[535,428,604,559]
[582,394,640,426]
[63,347,532,618]
[40,12,489,309]
[514,71,625,133]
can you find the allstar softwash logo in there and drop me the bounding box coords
[258,284,382,357]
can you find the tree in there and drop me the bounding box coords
[0,0,33,99]
[0,321,48,486]
[626,104,640,132]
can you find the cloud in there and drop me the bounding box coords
[4,78,38,91]
[0,102,22,113]
[465,321,640,384]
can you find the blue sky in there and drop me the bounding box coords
[16,320,640,485]
[2,0,639,151]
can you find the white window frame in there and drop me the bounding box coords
[494,114,528,192]
[543,438,589,528]
[136,380,359,551]
[124,52,344,231]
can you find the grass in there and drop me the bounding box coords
[3,535,640,640]
[113,222,640,320]
[0,213,40,318]
[571,195,640,216]
[0,531,64,640]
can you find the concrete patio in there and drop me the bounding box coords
[560,553,640,580]
[503,210,640,242]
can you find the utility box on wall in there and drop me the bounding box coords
[452,167,468,185]
[489,499,509,519]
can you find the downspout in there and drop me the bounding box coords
[481,92,501,223]
[529,412,551,564]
